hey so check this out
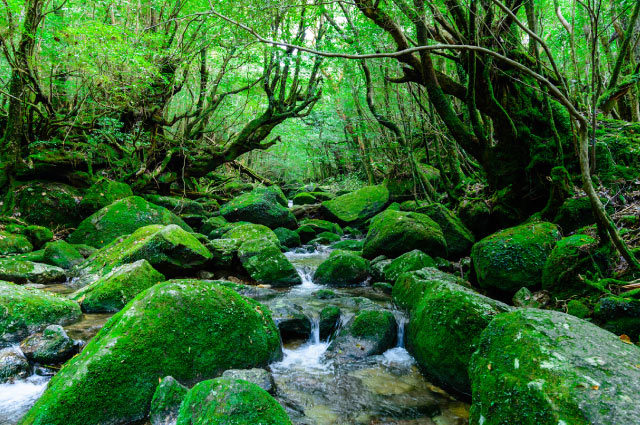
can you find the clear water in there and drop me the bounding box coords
[0,375,50,425]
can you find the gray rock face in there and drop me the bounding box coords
[222,368,276,394]
[0,346,30,382]
[20,325,77,364]
[0,259,65,284]
[267,300,311,341]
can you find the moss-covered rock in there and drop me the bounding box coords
[553,197,613,234]
[223,223,280,246]
[143,194,206,216]
[292,192,318,205]
[567,299,591,319]
[69,196,193,248]
[594,296,640,341]
[512,287,541,308]
[14,181,83,228]
[19,280,282,425]
[457,198,491,239]
[406,282,511,395]
[331,239,363,251]
[238,239,301,287]
[200,216,229,239]
[0,259,65,284]
[43,240,84,269]
[254,185,288,207]
[362,209,447,259]
[273,227,301,248]
[301,219,344,236]
[296,224,317,244]
[150,376,188,425]
[319,305,341,339]
[392,267,466,312]
[76,224,212,282]
[541,234,610,299]
[0,346,29,382]
[267,299,310,341]
[418,203,474,258]
[175,378,292,425]
[19,324,76,364]
[310,231,341,245]
[207,238,242,269]
[0,281,81,347]
[320,185,389,226]
[24,225,53,249]
[326,309,397,360]
[383,250,436,282]
[221,188,297,229]
[221,368,275,394]
[313,251,370,286]
[70,260,165,313]
[469,309,640,425]
[0,231,33,255]
[80,179,133,215]
[471,221,560,293]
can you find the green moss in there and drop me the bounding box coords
[320,185,389,226]
[176,378,292,425]
[220,189,297,229]
[150,376,188,425]
[407,282,511,395]
[331,239,363,251]
[594,296,640,340]
[80,179,133,215]
[456,198,491,238]
[292,192,318,205]
[0,231,33,255]
[566,299,591,319]
[200,216,229,239]
[295,224,317,244]
[383,250,436,282]
[70,260,165,313]
[43,240,84,269]
[392,267,465,312]
[362,209,447,259]
[310,231,341,245]
[19,280,282,425]
[319,305,341,339]
[313,251,370,286]
[19,324,76,364]
[300,219,344,236]
[206,238,242,269]
[143,194,206,216]
[471,221,560,293]
[469,309,640,425]
[417,203,475,258]
[24,226,53,249]
[0,259,65,284]
[222,222,280,246]
[238,239,301,287]
[553,197,613,234]
[0,281,81,346]
[13,181,83,228]
[327,309,397,359]
[273,227,301,248]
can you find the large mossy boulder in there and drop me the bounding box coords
[273,227,301,248]
[320,185,389,226]
[175,378,292,425]
[0,231,33,255]
[70,260,166,313]
[79,179,133,215]
[76,224,212,282]
[292,192,318,205]
[14,181,83,228]
[471,221,560,293]
[70,196,192,248]
[24,225,54,249]
[19,280,282,425]
[300,219,343,236]
[418,203,474,258]
[0,281,81,347]
[0,259,65,284]
[457,198,491,238]
[223,222,280,246]
[238,239,301,287]
[362,209,447,259]
[313,250,370,286]
[392,267,467,312]
[469,309,640,425]
[326,309,397,360]
[43,240,84,269]
[541,234,610,299]
[383,250,436,282]
[220,188,297,229]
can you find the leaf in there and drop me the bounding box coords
[620,334,633,345]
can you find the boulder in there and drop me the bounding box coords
[362,209,447,259]
[0,259,65,284]
[392,267,466,311]
[309,231,341,245]
[19,280,282,425]
[13,181,83,228]
[300,219,343,236]
[383,250,436,282]
[222,368,275,394]
[595,296,640,341]
[207,238,242,269]
[273,227,301,248]
[24,226,54,249]
[267,299,311,341]
[238,239,301,287]
[223,222,280,246]
[418,203,474,258]
[69,196,193,248]
[143,194,207,216]
[319,305,341,339]
[0,281,81,347]
[456,198,491,238]
[313,251,370,286]
[292,192,318,205]
[320,185,389,226]
[0,232,33,255]
[405,281,511,395]
[70,260,165,313]
[471,221,560,293]
[469,309,640,425]
[43,240,84,269]
[221,188,297,229]
[331,239,363,252]
[554,196,613,234]
[79,179,133,215]
[150,376,188,425]
[325,309,397,360]
[19,325,76,364]
[0,346,29,383]
[295,225,317,244]
[175,378,292,425]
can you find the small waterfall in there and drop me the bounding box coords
[393,310,409,348]
[308,312,321,344]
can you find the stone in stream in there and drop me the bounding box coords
[325,309,397,360]
[471,221,560,294]
[268,299,311,341]
[220,187,297,229]
[292,192,318,205]
[223,222,281,247]
[469,309,640,425]
[320,185,389,226]
[0,346,30,383]
[299,219,344,236]
[19,280,282,425]
[370,255,392,281]
[150,376,189,425]
[383,250,437,282]
[392,267,466,312]
[222,368,276,394]
[79,179,133,215]
[42,240,84,269]
[362,209,447,260]
[0,259,65,284]
[175,378,292,425]
[319,305,341,339]
[70,259,166,313]
[273,227,301,248]
[416,203,475,258]
[19,325,77,364]
[331,239,363,252]
[295,224,317,244]
[0,231,33,255]
[69,196,193,248]
[0,281,81,347]
[313,250,371,286]
[309,231,341,245]
[237,239,301,287]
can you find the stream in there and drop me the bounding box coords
[1,241,468,425]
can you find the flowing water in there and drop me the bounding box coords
[2,239,468,425]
